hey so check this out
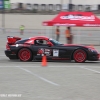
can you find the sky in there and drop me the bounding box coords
[10,0,100,5]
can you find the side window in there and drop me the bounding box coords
[34,39,48,46]
[42,40,48,45]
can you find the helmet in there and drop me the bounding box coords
[37,40,43,44]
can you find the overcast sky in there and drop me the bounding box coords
[10,0,100,5]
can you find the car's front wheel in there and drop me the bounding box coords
[18,48,32,62]
[73,49,87,63]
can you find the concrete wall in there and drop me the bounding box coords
[0,14,100,30]
[0,14,56,29]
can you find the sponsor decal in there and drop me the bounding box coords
[45,49,51,52]
[53,49,59,57]
[37,48,44,55]
[45,52,51,56]
[54,23,76,26]
[60,14,95,21]
[83,24,100,26]
[44,49,51,56]
[37,48,51,56]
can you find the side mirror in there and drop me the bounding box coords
[47,42,52,47]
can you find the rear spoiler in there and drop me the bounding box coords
[7,36,21,45]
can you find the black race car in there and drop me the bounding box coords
[5,36,100,63]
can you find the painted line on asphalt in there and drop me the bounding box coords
[80,66,100,74]
[16,66,60,86]
[0,66,87,68]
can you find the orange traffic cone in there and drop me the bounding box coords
[42,54,47,67]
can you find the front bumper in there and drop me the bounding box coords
[5,50,17,59]
[88,53,100,61]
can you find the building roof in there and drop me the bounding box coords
[10,0,100,5]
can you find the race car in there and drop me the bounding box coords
[5,36,100,63]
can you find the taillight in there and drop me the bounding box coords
[6,44,10,50]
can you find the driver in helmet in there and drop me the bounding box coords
[37,40,44,45]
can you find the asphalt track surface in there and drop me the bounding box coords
[0,33,100,100]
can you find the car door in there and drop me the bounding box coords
[49,46,71,61]
[32,39,53,60]
[50,45,68,59]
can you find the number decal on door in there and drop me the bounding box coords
[53,49,59,57]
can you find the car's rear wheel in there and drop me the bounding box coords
[73,49,87,63]
[18,48,32,62]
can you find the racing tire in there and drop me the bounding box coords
[73,49,87,63]
[18,48,32,62]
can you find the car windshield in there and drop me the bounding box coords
[49,38,62,45]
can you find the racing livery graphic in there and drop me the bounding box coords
[5,36,100,63]
[37,48,51,56]
[53,49,59,57]
[37,48,44,55]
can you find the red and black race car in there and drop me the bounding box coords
[5,36,100,63]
